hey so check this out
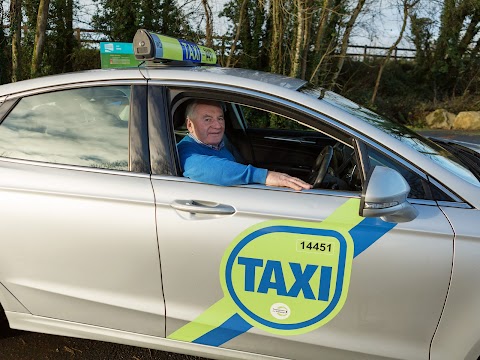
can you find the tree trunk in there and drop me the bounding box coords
[291,0,305,78]
[300,0,313,80]
[9,0,22,82]
[371,0,419,105]
[270,0,283,74]
[329,0,366,90]
[0,2,6,84]
[64,0,74,73]
[201,0,213,48]
[226,0,249,67]
[457,10,480,58]
[31,0,51,78]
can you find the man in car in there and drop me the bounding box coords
[177,99,312,191]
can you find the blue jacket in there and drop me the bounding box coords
[177,135,268,186]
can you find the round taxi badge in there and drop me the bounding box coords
[220,220,354,335]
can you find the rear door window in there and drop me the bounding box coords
[0,86,130,170]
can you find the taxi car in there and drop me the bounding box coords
[0,31,479,360]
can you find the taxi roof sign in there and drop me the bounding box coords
[133,29,217,65]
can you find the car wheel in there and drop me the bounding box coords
[0,304,9,332]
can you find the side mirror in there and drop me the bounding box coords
[360,166,418,223]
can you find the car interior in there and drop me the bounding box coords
[171,97,362,192]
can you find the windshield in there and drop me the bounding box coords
[300,85,479,186]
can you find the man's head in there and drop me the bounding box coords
[185,100,225,146]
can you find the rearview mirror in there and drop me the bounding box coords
[360,166,418,223]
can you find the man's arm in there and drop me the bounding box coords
[182,152,268,186]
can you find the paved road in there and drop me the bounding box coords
[0,326,205,360]
[1,129,478,360]
[417,129,480,144]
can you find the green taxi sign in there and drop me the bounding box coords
[133,29,217,65]
[100,42,142,69]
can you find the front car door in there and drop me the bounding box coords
[149,83,454,360]
[0,82,165,337]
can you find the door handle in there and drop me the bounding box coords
[170,200,236,215]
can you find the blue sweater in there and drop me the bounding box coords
[178,135,268,186]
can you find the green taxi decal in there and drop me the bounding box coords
[221,222,352,335]
[168,198,396,346]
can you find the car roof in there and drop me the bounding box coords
[0,66,307,99]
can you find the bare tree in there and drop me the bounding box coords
[201,0,213,48]
[310,0,342,84]
[329,0,366,90]
[371,0,420,105]
[9,0,22,82]
[31,0,51,78]
[226,0,248,67]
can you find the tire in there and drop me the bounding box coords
[0,304,9,329]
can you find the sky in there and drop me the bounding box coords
[2,0,441,51]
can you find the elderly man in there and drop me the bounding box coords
[177,100,312,191]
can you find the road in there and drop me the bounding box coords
[0,129,478,360]
[0,326,205,360]
[417,129,480,144]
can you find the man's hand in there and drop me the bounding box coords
[266,171,313,191]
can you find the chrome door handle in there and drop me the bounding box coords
[170,200,236,215]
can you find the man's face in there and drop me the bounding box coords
[187,103,225,146]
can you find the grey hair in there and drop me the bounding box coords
[185,99,224,121]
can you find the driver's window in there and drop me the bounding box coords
[173,97,361,192]
[236,104,361,192]
[241,105,311,131]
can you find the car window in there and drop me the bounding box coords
[0,86,130,171]
[173,96,361,192]
[241,105,313,131]
[301,85,479,187]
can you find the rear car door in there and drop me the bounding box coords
[0,83,165,336]
[150,84,454,360]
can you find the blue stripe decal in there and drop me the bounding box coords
[192,313,253,347]
[350,218,396,257]
[192,217,396,347]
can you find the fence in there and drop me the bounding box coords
[3,26,417,60]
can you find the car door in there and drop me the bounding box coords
[150,85,453,360]
[0,83,165,337]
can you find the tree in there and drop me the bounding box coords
[31,0,51,77]
[270,0,284,73]
[222,0,268,69]
[432,0,480,98]
[310,0,344,85]
[9,0,22,82]
[93,0,193,42]
[329,0,367,90]
[226,0,248,67]
[201,0,213,48]
[371,0,420,105]
[0,0,9,84]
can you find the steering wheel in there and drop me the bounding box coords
[310,145,334,188]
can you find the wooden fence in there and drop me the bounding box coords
[3,26,417,60]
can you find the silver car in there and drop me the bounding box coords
[0,61,479,360]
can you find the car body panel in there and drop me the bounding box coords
[0,69,146,98]
[151,176,453,360]
[431,207,480,360]
[0,160,165,336]
[0,64,478,360]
